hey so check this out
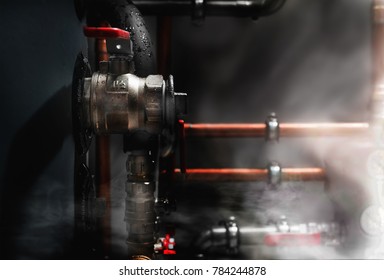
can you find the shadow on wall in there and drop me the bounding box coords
[0,86,75,259]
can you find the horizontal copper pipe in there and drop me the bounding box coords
[172,168,325,182]
[183,123,369,138]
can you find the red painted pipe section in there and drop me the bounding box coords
[172,168,326,182]
[95,29,111,257]
[182,123,369,138]
[264,232,322,246]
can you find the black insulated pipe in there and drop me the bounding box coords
[86,0,156,77]
[77,0,286,21]
[131,0,286,18]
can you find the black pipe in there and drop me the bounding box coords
[86,0,156,77]
[77,0,286,20]
[131,0,286,18]
[194,225,275,252]
[193,222,343,257]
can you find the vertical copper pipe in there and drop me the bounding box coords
[372,0,384,121]
[96,37,111,257]
[178,120,187,173]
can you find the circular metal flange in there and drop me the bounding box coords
[161,75,177,157]
[72,52,93,155]
[76,163,97,234]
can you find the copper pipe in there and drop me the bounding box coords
[178,120,187,173]
[183,123,369,138]
[97,39,109,61]
[172,168,326,182]
[372,0,384,121]
[95,36,111,256]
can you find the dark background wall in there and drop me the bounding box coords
[0,0,372,259]
[0,0,85,258]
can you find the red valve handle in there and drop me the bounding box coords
[83,27,130,40]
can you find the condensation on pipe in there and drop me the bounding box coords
[131,0,286,18]
[86,0,156,77]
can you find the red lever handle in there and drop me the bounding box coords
[83,27,130,40]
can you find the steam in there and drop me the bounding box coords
[7,138,75,259]
[103,0,378,260]
[164,0,375,259]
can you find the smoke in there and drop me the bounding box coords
[104,0,375,259]
[17,173,74,259]
[109,135,129,258]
